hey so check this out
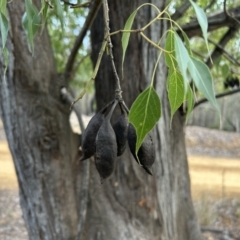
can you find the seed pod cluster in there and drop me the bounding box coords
[80,100,129,181]
[80,105,108,161]
[128,123,155,175]
[113,106,129,156]
[80,99,155,181]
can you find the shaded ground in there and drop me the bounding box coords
[0,125,240,239]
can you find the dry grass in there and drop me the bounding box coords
[1,140,240,239]
[0,141,18,190]
[189,156,240,200]
[1,141,240,198]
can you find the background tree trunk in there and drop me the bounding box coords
[0,1,81,239]
[89,1,204,239]
[0,0,204,240]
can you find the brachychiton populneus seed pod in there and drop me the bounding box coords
[95,101,118,180]
[128,123,155,175]
[80,101,113,161]
[113,105,128,156]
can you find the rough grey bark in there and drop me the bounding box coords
[0,1,81,240]
[89,1,204,240]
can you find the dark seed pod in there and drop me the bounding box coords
[128,123,155,175]
[80,103,112,161]
[113,105,129,156]
[95,101,118,180]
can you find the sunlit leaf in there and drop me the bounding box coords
[187,56,219,113]
[0,12,8,48]
[52,0,64,28]
[221,64,229,78]
[40,0,49,28]
[174,32,190,94]
[167,70,184,118]
[22,1,41,52]
[182,31,192,56]
[121,9,137,67]
[164,29,177,68]
[129,86,161,152]
[189,0,210,56]
[0,0,7,15]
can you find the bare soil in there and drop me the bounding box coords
[0,125,240,239]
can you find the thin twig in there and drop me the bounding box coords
[223,0,240,25]
[180,6,240,37]
[65,0,102,78]
[44,0,54,8]
[206,27,239,67]
[61,88,85,131]
[171,0,191,21]
[71,53,90,79]
[204,0,217,11]
[71,40,108,108]
[194,88,240,108]
[208,38,240,66]
[102,0,122,100]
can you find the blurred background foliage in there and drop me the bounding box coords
[44,0,239,98]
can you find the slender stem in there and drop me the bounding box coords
[70,40,107,108]
[103,0,122,100]
[194,88,240,108]
[150,51,163,87]
[140,32,169,53]
[108,29,142,37]
[64,0,102,78]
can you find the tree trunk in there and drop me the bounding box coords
[89,1,204,240]
[0,1,81,240]
[0,1,204,240]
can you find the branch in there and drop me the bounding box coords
[223,0,240,25]
[204,0,217,11]
[171,1,192,21]
[60,88,90,240]
[64,0,102,79]
[201,226,223,234]
[194,88,240,108]
[103,0,122,100]
[207,34,240,67]
[180,6,240,37]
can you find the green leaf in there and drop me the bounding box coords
[52,0,64,28]
[174,32,190,94]
[189,0,210,55]
[22,1,41,52]
[167,70,184,118]
[40,0,49,28]
[0,0,7,15]
[0,11,8,48]
[187,56,219,113]
[129,86,161,152]
[221,64,229,78]
[121,9,137,67]
[182,31,192,56]
[164,29,177,68]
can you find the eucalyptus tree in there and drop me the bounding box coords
[0,0,240,240]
